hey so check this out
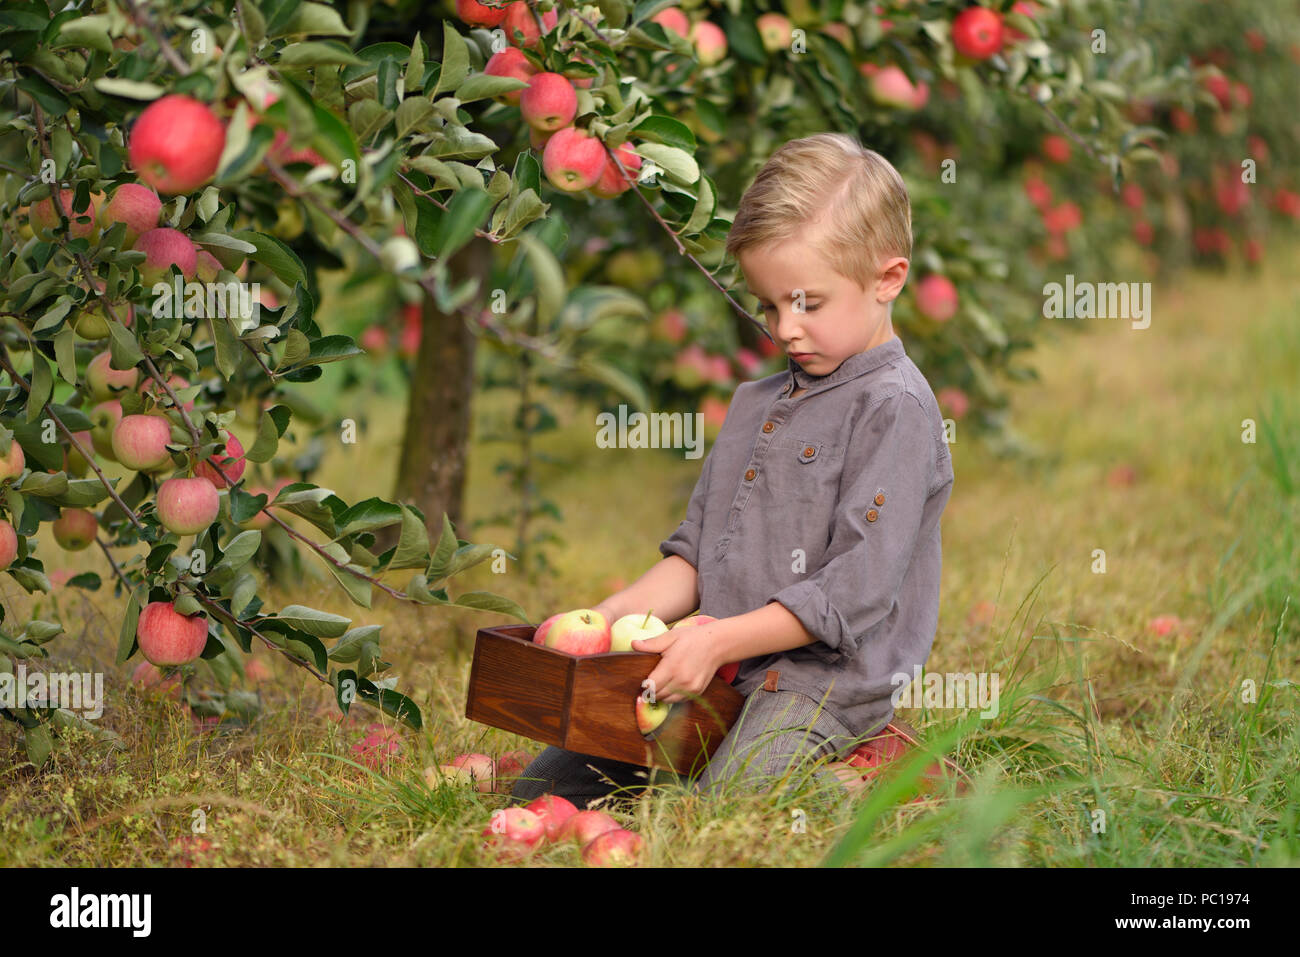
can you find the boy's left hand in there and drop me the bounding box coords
[632,626,722,703]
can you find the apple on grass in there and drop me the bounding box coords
[582,828,644,866]
[524,795,579,841]
[557,809,621,846]
[425,752,495,792]
[493,749,533,793]
[481,808,546,861]
[543,609,610,655]
[610,610,667,652]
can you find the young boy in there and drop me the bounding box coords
[512,133,955,808]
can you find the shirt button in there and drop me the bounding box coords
[803,446,815,457]
[866,509,878,522]
[745,468,756,481]
[762,422,774,433]
[874,493,885,506]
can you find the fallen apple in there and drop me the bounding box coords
[557,809,621,846]
[582,828,644,866]
[524,794,579,841]
[481,807,546,861]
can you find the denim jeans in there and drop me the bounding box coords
[509,689,867,809]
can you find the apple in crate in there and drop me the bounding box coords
[532,612,563,645]
[610,610,668,652]
[635,695,672,736]
[543,609,610,655]
[673,614,740,683]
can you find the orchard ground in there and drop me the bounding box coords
[2,245,1297,866]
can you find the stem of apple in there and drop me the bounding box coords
[642,608,652,628]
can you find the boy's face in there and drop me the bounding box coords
[738,232,908,376]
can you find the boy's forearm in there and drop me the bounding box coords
[712,601,818,664]
[592,554,699,626]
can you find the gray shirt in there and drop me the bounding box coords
[658,334,955,738]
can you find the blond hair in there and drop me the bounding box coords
[725,133,912,291]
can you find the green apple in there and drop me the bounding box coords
[610,610,668,652]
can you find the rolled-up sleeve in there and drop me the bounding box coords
[765,391,936,658]
[658,444,714,570]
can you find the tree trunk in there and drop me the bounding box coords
[387,236,493,546]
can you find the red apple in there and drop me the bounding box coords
[134,227,198,285]
[589,142,643,199]
[485,46,537,106]
[0,519,18,570]
[756,12,794,52]
[131,660,183,700]
[101,183,162,246]
[432,752,495,792]
[544,608,611,655]
[867,66,926,110]
[112,414,173,472]
[582,828,644,866]
[194,432,246,488]
[936,386,970,420]
[651,7,689,36]
[1041,134,1071,164]
[30,189,102,239]
[86,351,140,401]
[915,274,959,321]
[493,748,533,792]
[156,477,221,535]
[690,20,727,65]
[0,440,25,482]
[136,600,209,666]
[128,95,226,195]
[533,611,564,645]
[503,2,557,49]
[456,0,509,27]
[557,809,621,845]
[952,6,1003,60]
[524,794,579,840]
[52,508,98,550]
[481,807,546,861]
[520,72,577,131]
[352,723,403,771]
[543,127,608,192]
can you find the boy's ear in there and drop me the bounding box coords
[876,257,910,303]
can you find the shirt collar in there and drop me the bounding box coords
[784,335,907,393]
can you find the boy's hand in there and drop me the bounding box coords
[632,625,722,704]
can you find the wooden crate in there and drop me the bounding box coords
[465,624,744,774]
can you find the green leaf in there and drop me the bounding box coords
[516,231,565,326]
[577,355,650,409]
[389,506,431,571]
[278,1,352,37]
[434,21,470,96]
[357,682,422,730]
[636,143,699,184]
[90,78,165,100]
[23,724,53,767]
[231,230,309,288]
[25,353,52,424]
[277,40,364,67]
[56,15,114,53]
[631,114,696,152]
[454,73,528,104]
[275,604,351,639]
[115,589,142,665]
[328,625,382,662]
[449,591,529,622]
[433,187,492,259]
[395,97,436,138]
[405,32,425,93]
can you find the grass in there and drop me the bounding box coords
[2,242,1297,867]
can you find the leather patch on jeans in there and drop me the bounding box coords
[763,669,780,692]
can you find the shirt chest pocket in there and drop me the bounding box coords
[756,439,843,505]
